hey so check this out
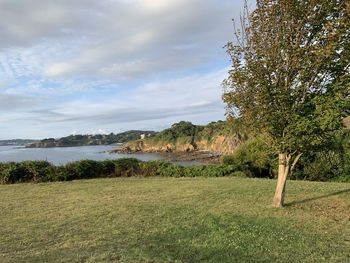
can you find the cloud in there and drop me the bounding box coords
[0,94,39,110]
[0,0,246,139]
[1,0,241,80]
[44,63,72,77]
[32,68,227,124]
[0,67,227,138]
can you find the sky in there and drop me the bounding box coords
[0,0,247,139]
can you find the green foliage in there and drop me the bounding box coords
[114,158,140,177]
[0,162,23,184]
[0,161,55,184]
[291,130,350,182]
[149,121,204,147]
[221,130,350,181]
[297,152,344,181]
[1,140,348,183]
[145,120,240,149]
[223,0,349,158]
[58,160,103,181]
[222,135,276,178]
[139,160,173,177]
[0,158,249,184]
[157,163,185,177]
[183,165,237,177]
[100,160,116,177]
[197,121,230,141]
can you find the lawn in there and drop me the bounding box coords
[0,177,349,262]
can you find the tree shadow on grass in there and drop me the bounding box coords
[286,188,350,207]
[130,213,325,263]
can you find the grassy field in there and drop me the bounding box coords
[0,177,349,263]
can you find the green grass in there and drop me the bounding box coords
[0,177,349,263]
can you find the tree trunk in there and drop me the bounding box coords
[273,153,290,208]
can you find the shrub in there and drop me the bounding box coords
[19,161,55,182]
[0,161,55,184]
[139,160,169,177]
[291,150,349,182]
[231,171,247,177]
[56,160,103,181]
[0,162,23,184]
[157,163,185,177]
[114,158,140,177]
[222,134,275,178]
[100,160,116,177]
[183,165,237,177]
[289,130,350,182]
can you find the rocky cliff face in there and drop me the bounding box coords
[196,135,243,153]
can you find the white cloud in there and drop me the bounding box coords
[1,0,241,79]
[45,62,74,77]
[0,0,246,139]
[34,68,228,124]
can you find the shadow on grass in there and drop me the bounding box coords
[286,188,350,207]
[129,212,323,263]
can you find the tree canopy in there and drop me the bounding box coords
[223,0,350,207]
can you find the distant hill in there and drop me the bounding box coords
[26,130,156,148]
[0,139,37,146]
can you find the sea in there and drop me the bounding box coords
[0,145,200,166]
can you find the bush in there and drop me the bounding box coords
[0,161,55,184]
[157,162,185,177]
[3,145,348,184]
[222,135,275,178]
[289,130,350,182]
[291,151,350,182]
[139,160,168,177]
[231,171,247,177]
[20,161,55,182]
[0,157,249,184]
[114,158,140,177]
[0,162,23,184]
[221,130,350,182]
[183,165,237,177]
[100,160,116,177]
[54,160,103,181]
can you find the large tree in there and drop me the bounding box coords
[223,0,350,207]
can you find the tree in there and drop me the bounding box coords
[223,0,350,207]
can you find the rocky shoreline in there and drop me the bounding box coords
[111,147,222,164]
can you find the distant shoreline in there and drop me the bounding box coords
[25,142,123,148]
[111,148,221,164]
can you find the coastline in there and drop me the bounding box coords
[111,148,222,164]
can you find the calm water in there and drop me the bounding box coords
[0,145,200,166]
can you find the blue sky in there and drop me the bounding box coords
[0,0,247,139]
